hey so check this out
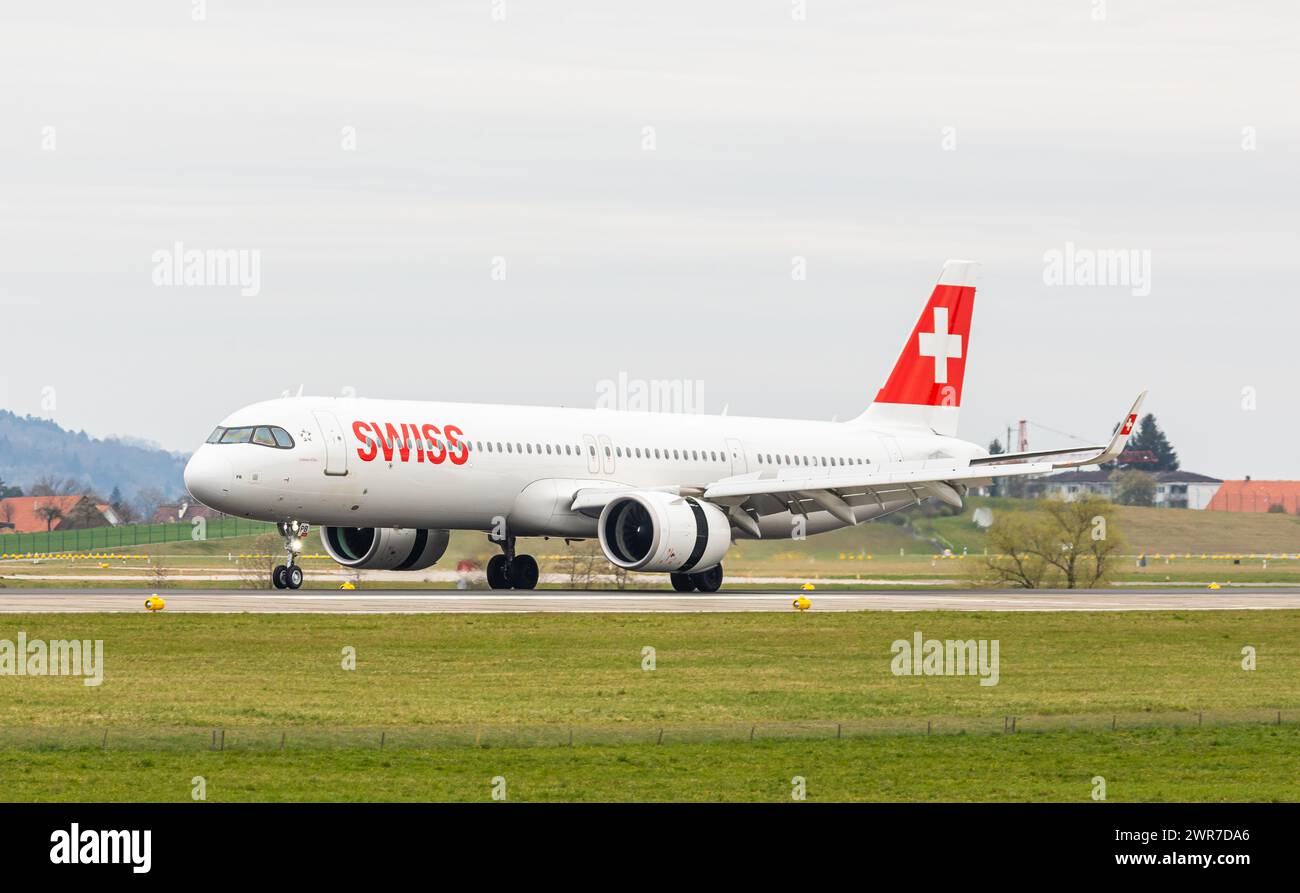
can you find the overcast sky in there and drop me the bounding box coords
[2,1,1296,477]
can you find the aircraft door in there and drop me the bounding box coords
[883,436,904,463]
[725,437,748,475]
[597,434,615,474]
[313,410,349,476]
[582,434,600,475]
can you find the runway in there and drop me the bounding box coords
[0,587,1298,613]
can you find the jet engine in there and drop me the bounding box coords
[597,491,731,573]
[321,526,450,571]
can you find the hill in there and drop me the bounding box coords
[919,498,1300,555]
[0,409,188,504]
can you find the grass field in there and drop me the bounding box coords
[0,611,1297,801]
[5,726,1297,802]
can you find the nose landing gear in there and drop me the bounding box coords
[486,530,539,590]
[272,520,310,590]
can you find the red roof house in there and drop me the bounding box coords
[0,495,120,533]
[1207,480,1300,514]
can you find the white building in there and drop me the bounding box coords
[1031,469,1222,509]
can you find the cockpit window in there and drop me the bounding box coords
[210,425,295,449]
[220,427,254,444]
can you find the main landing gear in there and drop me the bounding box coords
[272,520,309,590]
[486,531,539,590]
[670,564,724,593]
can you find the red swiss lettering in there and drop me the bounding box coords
[445,425,468,465]
[422,423,445,464]
[352,421,377,462]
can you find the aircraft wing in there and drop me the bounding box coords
[571,392,1146,530]
[968,391,1146,469]
[701,392,1146,532]
[701,460,1055,524]
[572,461,1052,525]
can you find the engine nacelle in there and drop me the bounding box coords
[598,491,731,573]
[321,526,450,571]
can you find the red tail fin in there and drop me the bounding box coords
[854,260,978,436]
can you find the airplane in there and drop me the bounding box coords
[183,260,1144,591]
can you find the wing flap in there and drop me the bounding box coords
[702,460,1056,501]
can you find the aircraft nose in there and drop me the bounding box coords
[183,446,233,509]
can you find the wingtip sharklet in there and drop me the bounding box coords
[1050,390,1148,469]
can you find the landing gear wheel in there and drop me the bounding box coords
[692,564,724,593]
[276,519,310,590]
[670,572,695,592]
[509,554,539,590]
[486,554,511,590]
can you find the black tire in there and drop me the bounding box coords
[670,573,695,592]
[509,554,539,590]
[286,565,304,590]
[486,554,512,590]
[272,565,289,589]
[692,564,724,593]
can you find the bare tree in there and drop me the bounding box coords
[34,501,65,532]
[133,486,169,523]
[112,500,140,524]
[235,533,282,589]
[30,475,80,497]
[977,496,1123,589]
[560,540,600,589]
[979,513,1049,588]
[1112,469,1157,507]
[149,558,169,589]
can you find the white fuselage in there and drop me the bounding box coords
[183,396,987,540]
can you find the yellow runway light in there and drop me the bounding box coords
[144,595,166,612]
[793,595,812,611]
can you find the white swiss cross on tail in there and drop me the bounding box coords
[854,260,979,438]
[917,307,963,384]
